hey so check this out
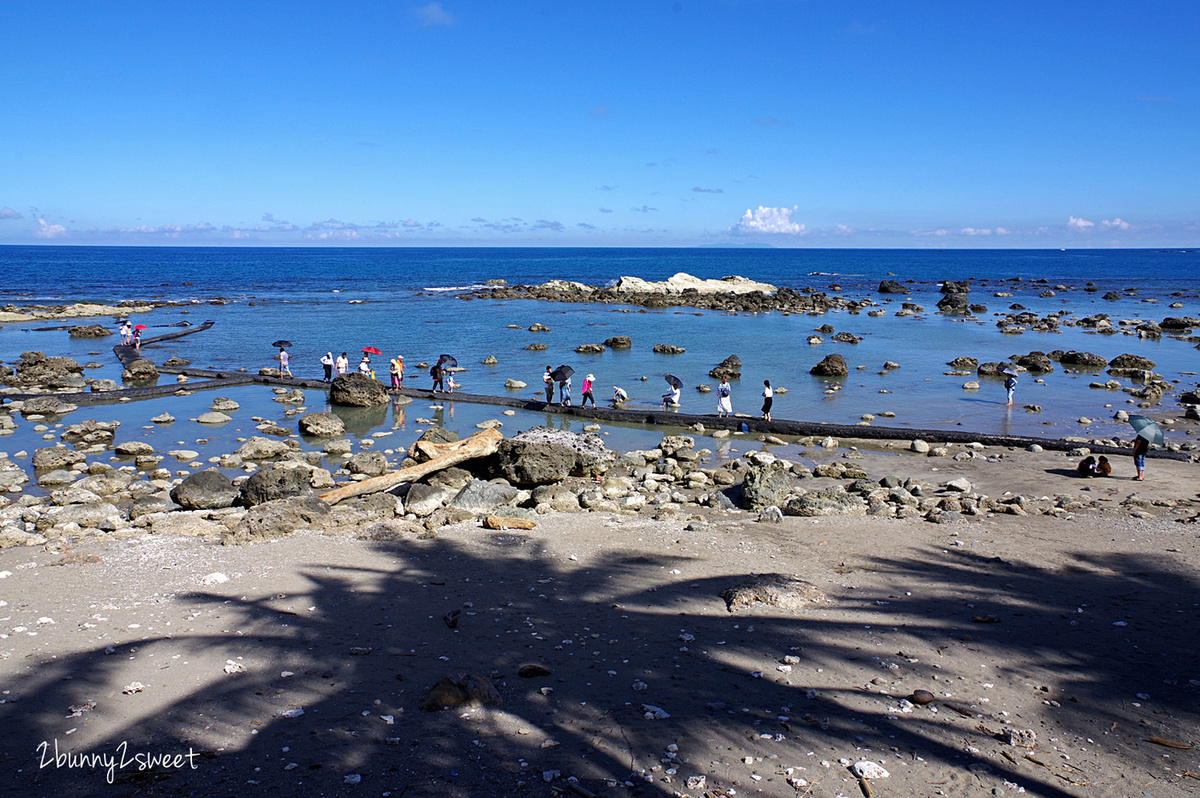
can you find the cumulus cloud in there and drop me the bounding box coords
[631,205,657,213]
[733,206,805,235]
[413,2,454,26]
[691,186,723,194]
[1102,218,1130,230]
[833,224,855,235]
[35,218,68,239]
[910,228,949,237]
[533,219,564,232]
[961,227,993,236]
[0,207,22,220]
[1068,216,1095,231]
[995,227,1011,235]
[576,222,596,230]
[470,217,487,223]
[598,207,613,213]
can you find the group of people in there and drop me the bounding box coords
[543,367,594,407]
[118,320,141,349]
[713,376,772,420]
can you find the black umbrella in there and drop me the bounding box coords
[550,365,575,382]
[272,340,293,348]
[664,373,683,389]
[438,354,459,368]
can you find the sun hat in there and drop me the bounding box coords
[586,374,594,380]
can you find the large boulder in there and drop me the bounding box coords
[330,373,388,407]
[1107,353,1156,371]
[740,459,796,510]
[227,494,331,543]
[171,469,238,510]
[936,293,970,314]
[1013,352,1053,373]
[493,440,578,486]
[122,359,159,382]
[299,411,347,438]
[939,280,971,293]
[239,465,312,507]
[329,493,399,527]
[236,436,292,460]
[347,451,389,476]
[1160,316,1200,330]
[403,483,457,517]
[448,480,522,514]
[947,356,978,370]
[32,446,87,470]
[492,427,617,485]
[810,354,848,377]
[37,502,123,531]
[0,459,29,490]
[603,336,633,349]
[877,280,909,294]
[1060,350,1108,369]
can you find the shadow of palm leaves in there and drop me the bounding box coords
[2,531,1194,798]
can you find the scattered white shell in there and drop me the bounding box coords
[202,572,230,586]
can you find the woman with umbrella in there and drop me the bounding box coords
[1128,414,1163,481]
[132,324,147,349]
[430,363,445,392]
[550,365,574,406]
[662,374,682,409]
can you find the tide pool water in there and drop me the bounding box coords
[2,246,1197,445]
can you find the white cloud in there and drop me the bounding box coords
[833,224,855,235]
[35,218,68,239]
[0,207,22,220]
[413,2,454,26]
[1102,218,1130,230]
[960,227,992,236]
[910,228,948,237]
[1068,216,1095,231]
[995,227,1011,235]
[733,205,805,234]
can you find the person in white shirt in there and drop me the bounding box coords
[278,348,291,377]
[761,379,773,421]
[320,352,334,381]
[335,352,349,375]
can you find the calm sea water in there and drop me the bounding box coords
[1,246,1197,465]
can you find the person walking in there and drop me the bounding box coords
[119,320,132,345]
[716,376,732,417]
[335,352,349,375]
[320,352,334,381]
[389,356,403,389]
[761,379,773,421]
[431,363,445,392]
[543,366,555,404]
[1004,373,1017,406]
[278,347,292,377]
[559,375,572,406]
[581,374,596,407]
[1132,435,1149,481]
[132,327,141,349]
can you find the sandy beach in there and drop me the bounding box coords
[2,437,1197,798]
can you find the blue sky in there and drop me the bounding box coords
[1,1,1196,247]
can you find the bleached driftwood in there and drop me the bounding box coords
[318,428,502,505]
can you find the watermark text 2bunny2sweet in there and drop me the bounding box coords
[36,739,201,784]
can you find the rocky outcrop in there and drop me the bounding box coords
[32,446,86,470]
[709,354,742,380]
[603,336,632,349]
[330,373,388,407]
[122,359,159,382]
[575,344,606,354]
[810,354,848,377]
[1060,351,1108,369]
[299,411,347,438]
[347,451,389,476]
[947,356,978,370]
[740,459,795,510]
[447,480,522,514]
[1013,352,1053,373]
[1161,316,1200,330]
[878,280,909,294]
[1108,353,1156,371]
[936,293,970,314]
[227,494,331,543]
[69,324,112,338]
[653,344,685,354]
[783,486,867,517]
[492,440,579,486]
[939,280,971,293]
[171,469,238,510]
[21,396,78,416]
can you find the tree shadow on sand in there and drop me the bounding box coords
[2,526,1196,797]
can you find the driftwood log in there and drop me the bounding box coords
[318,428,503,505]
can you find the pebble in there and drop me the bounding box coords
[852,760,890,780]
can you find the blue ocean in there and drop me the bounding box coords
[1,246,1197,466]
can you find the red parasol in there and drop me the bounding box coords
[362,346,383,355]
[133,324,149,330]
